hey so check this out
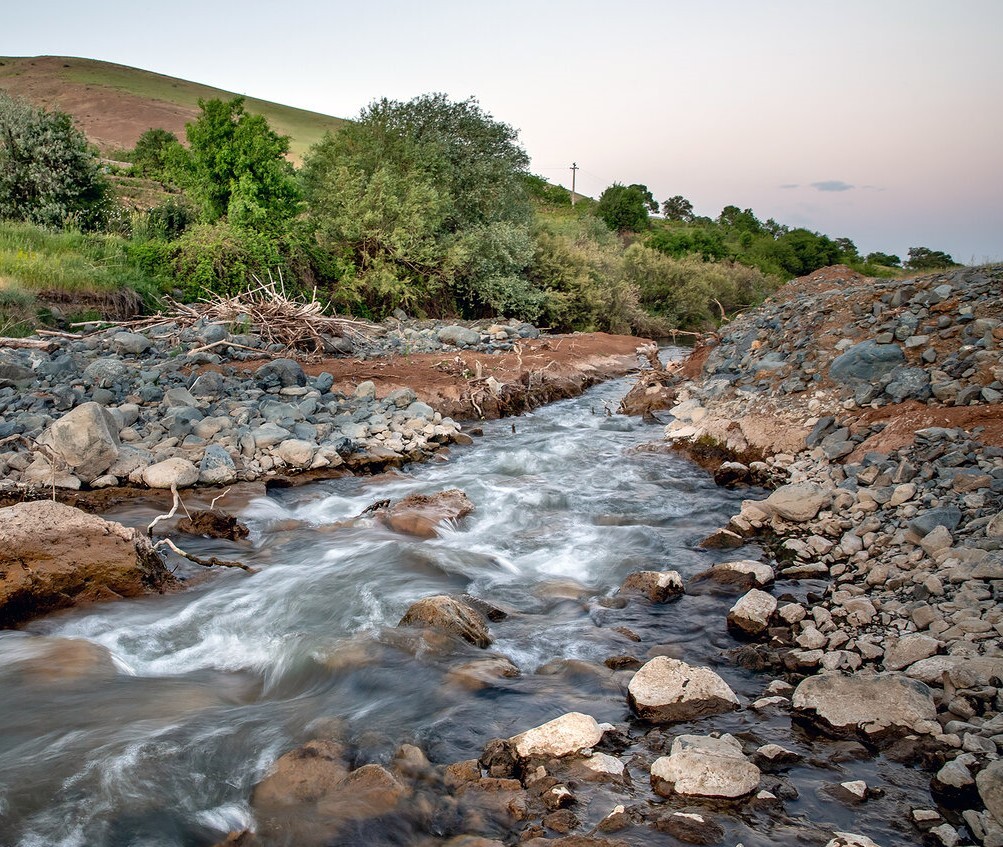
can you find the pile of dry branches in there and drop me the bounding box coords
[73,271,379,357]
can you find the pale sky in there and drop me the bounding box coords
[5,0,1002,262]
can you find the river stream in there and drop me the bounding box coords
[0,362,937,846]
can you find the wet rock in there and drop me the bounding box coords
[627,656,739,723]
[37,401,121,482]
[3,635,119,683]
[0,500,176,628]
[698,528,744,549]
[765,483,830,522]
[692,559,774,591]
[619,569,683,603]
[727,588,777,637]
[252,739,349,809]
[653,810,725,844]
[175,509,250,541]
[792,672,938,738]
[380,489,475,538]
[650,734,760,798]
[510,712,604,760]
[447,656,520,690]
[398,595,491,647]
[823,834,883,847]
[142,457,199,489]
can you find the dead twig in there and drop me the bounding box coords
[152,538,256,572]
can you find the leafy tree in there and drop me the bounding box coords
[718,205,762,234]
[865,251,901,267]
[131,128,181,180]
[596,183,652,232]
[648,227,726,261]
[171,97,300,230]
[834,237,859,262]
[303,93,533,316]
[661,195,694,222]
[905,246,959,270]
[0,92,108,230]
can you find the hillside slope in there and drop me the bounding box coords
[0,56,347,162]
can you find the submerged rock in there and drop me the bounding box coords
[627,656,739,723]
[619,569,684,603]
[398,594,492,647]
[0,500,176,628]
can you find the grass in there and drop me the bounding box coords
[0,56,349,162]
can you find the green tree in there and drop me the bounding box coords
[718,205,762,233]
[596,183,652,232]
[905,246,959,270]
[303,93,533,316]
[130,128,182,180]
[661,195,694,222]
[865,251,901,267]
[0,92,108,230]
[171,97,300,230]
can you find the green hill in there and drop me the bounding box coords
[0,55,348,162]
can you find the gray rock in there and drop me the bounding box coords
[727,589,777,637]
[0,363,35,387]
[405,401,435,420]
[142,458,199,489]
[977,759,1003,827]
[198,323,228,345]
[83,357,128,387]
[650,734,760,798]
[199,445,237,485]
[252,423,291,449]
[885,366,931,402]
[437,325,481,347]
[509,712,604,760]
[255,358,306,388]
[628,656,739,723]
[909,506,963,536]
[111,332,151,356]
[275,438,315,469]
[829,339,905,384]
[37,402,121,482]
[190,371,225,398]
[792,672,938,737]
[765,483,830,522]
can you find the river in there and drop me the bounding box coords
[0,363,936,846]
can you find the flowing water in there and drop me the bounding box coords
[0,363,937,846]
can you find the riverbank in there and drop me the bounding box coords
[0,317,652,508]
[636,264,1003,846]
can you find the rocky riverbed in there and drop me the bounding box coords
[617,264,1003,846]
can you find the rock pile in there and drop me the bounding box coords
[636,264,1003,847]
[0,316,536,493]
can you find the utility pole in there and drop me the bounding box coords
[570,162,579,206]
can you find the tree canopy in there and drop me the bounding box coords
[170,97,300,230]
[596,183,656,232]
[905,246,959,270]
[0,92,108,230]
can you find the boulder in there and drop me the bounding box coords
[727,589,777,637]
[0,501,176,628]
[255,358,306,388]
[765,483,830,522]
[829,339,905,384]
[627,656,739,723]
[977,759,1003,827]
[692,559,774,591]
[199,444,237,485]
[650,734,760,798]
[37,401,121,482]
[275,438,316,469]
[437,325,481,346]
[398,595,492,647]
[510,712,604,760]
[654,810,725,844]
[619,570,684,603]
[905,656,1003,689]
[111,331,150,355]
[142,457,199,489]
[792,672,938,738]
[882,634,940,672]
[381,489,475,538]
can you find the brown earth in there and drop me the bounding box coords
[849,400,1003,459]
[227,333,652,421]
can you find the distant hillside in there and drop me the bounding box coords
[0,56,348,162]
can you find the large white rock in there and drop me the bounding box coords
[509,711,604,759]
[824,834,883,847]
[700,559,775,589]
[275,438,316,469]
[792,672,938,737]
[142,457,199,489]
[727,589,777,636]
[883,634,940,672]
[650,734,760,798]
[905,656,1003,689]
[37,401,121,482]
[628,656,739,723]
[765,483,830,522]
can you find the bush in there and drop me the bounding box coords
[168,222,287,297]
[0,93,109,231]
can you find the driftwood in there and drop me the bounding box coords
[0,337,58,351]
[70,270,380,357]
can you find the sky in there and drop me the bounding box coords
[5,0,1002,263]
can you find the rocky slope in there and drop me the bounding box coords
[630,264,1003,846]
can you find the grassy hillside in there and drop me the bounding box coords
[0,56,347,162]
